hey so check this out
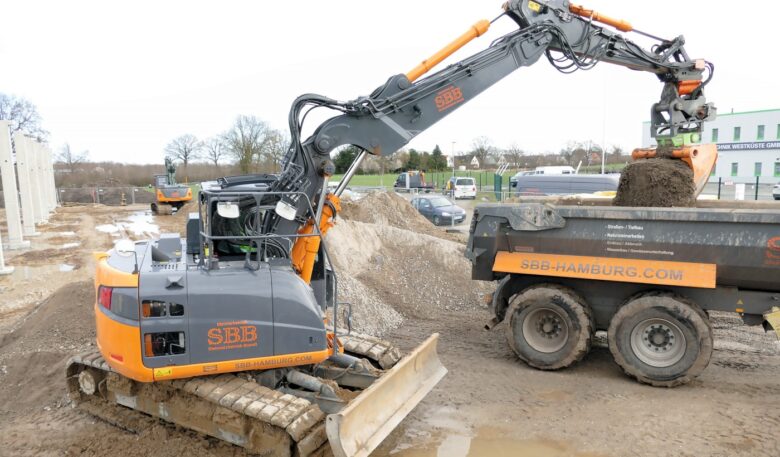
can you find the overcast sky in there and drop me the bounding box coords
[1,0,775,164]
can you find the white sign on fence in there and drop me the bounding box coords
[734,183,746,200]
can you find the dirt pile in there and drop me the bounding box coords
[0,280,95,416]
[613,158,696,207]
[330,193,490,336]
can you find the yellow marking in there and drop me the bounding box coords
[154,367,173,378]
[528,0,542,12]
[737,299,744,305]
[735,308,744,313]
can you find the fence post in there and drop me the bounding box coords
[717,177,722,200]
[755,176,760,200]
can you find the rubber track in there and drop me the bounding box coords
[67,332,403,456]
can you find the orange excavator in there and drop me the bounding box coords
[67,1,715,456]
[150,157,192,215]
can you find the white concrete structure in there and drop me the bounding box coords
[13,133,40,237]
[643,108,780,183]
[0,121,30,250]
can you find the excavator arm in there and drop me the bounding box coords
[272,0,715,293]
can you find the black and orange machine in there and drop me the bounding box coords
[68,1,718,455]
[150,157,192,215]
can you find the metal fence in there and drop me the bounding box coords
[56,187,156,206]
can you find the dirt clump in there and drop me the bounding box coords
[613,158,696,207]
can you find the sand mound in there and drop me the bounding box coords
[613,158,695,207]
[328,218,490,336]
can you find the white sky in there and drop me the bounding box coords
[1,0,776,163]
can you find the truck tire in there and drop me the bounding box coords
[433,216,441,225]
[608,294,713,387]
[504,285,593,370]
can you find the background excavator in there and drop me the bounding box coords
[67,1,715,456]
[150,157,192,215]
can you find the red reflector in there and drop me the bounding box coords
[472,187,476,191]
[110,353,124,362]
[98,286,113,310]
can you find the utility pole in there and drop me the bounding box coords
[451,141,456,178]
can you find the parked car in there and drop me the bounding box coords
[513,174,620,196]
[411,196,466,225]
[444,177,477,199]
[774,183,780,200]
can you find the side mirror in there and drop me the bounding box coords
[217,201,240,219]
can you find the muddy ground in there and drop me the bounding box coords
[1,198,779,457]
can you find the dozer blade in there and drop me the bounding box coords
[157,204,173,215]
[326,333,446,457]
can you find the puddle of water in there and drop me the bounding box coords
[124,211,159,235]
[96,224,119,234]
[392,429,606,457]
[95,211,159,236]
[6,264,77,281]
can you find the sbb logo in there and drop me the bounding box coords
[207,322,258,347]
[435,85,465,112]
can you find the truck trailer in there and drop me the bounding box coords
[466,201,780,386]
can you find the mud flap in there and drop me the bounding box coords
[325,333,446,457]
[763,307,780,339]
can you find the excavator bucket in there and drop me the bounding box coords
[631,143,718,198]
[679,144,718,197]
[326,333,447,457]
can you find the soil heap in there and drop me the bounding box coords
[613,158,696,207]
[329,192,490,335]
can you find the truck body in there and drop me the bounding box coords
[466,202,780,386]
[394,171,434,192]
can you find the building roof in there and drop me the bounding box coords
[643,108,780,124]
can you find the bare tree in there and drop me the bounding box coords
[204,136,226,168]
[164,134,202,168]
[57,143,89,173]
[504,142,525,168]
[224,115,270,174]
[609,145,625,160]
[470,136,494,168]
[261,129,290,173]
[0,93,49,141]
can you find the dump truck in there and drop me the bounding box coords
[67,0,720,454]
[151,157,192,215]
[466,200,780,386]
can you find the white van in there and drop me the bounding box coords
[445,177,477,199]
[533,166,576,175]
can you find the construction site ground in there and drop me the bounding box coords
[1,195,779,457]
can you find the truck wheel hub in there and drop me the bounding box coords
[521,308,568,353]
[630,318,687,368]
